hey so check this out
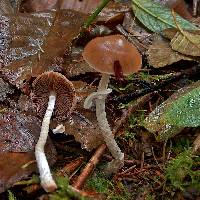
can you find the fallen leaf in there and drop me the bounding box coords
[147,34,192,68]
[0,152,36,193]
[0,78,14,101]
[61,111,104,151]
[60,0,102,14]
[23,0,101,13]
[0,10,87,89]
[131,0,197,33]
[0,111,56,193]
[163,81,200,127]
[164,28,200,56]
[144,81,200,141]
[0,0,13,15]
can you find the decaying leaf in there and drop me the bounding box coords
[131,0,197,33]
[0,10,87,88]
[0,152,36,193]
[23,0,101,13]
[0,0,13,15]
[163,81,200,127]
[97,1,130,23]
[144,81,200,141]
[147,35,192,68]
[59,111,104,151]
[122,12,152,53]
[164,28,200,57]
[60,0,101,14]
[0,78,14,101]
[0,111,56,193]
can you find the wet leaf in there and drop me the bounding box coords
[144,81,200,141]
[0,78,14,101]
[22,0,57,12]
[164,29,200,56]
[0,111,56,193]
[0,0,13,15]
[147,35,192,68]
[0,10,87,88]
[60,0,102,14]
[131,0,197,33]
[23,0,101,13]
[0,152,36,193]
[61,111,104,151]
[164,81,200,127]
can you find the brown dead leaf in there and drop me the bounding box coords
[98,1,130,23]
[22,0,57,12]
[60,0,101,14]
[0,0,13,15]
[122,12,152,53]
[147,35,192,68]
[64,47,95,77]
[0,111,56,193]
[0,152,36,193]
[23,0,101,13]
[0,10,87,89]
[0,78,14,101]
[164,29,200,57]
[61,111,104,151]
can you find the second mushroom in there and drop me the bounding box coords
[83,34,142,173]
[32,71,76,192]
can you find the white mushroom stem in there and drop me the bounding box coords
[35,92,57,192]
[84,74,124,172]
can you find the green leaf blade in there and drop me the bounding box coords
[132,0,197,33]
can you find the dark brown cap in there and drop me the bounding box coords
[82,34,142,75]
[32,72,76,120]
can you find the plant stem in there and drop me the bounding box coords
[35,92,57,192]
[83,0,111,29]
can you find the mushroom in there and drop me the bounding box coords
[32,71,76,192]
[82,34,142,173]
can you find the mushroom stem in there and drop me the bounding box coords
[35,91,57,192]
[95,74,124,172]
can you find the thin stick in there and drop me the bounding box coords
[73,144,107,190]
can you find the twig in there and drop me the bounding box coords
[57,157,84,177]
[72,144,106,189]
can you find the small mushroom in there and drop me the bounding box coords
[32,72,76,192]
[83,34,142,173]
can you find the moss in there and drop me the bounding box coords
[50,177,87,200]
[8,190,17,200]
[86,172,132,199]
[165,148,200,191]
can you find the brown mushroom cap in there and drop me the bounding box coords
[32,72,76,120]
[82,34,142,75]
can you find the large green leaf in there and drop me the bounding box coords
[164,82,200,127]
[131,0,197,33]
[144,81,200,141]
